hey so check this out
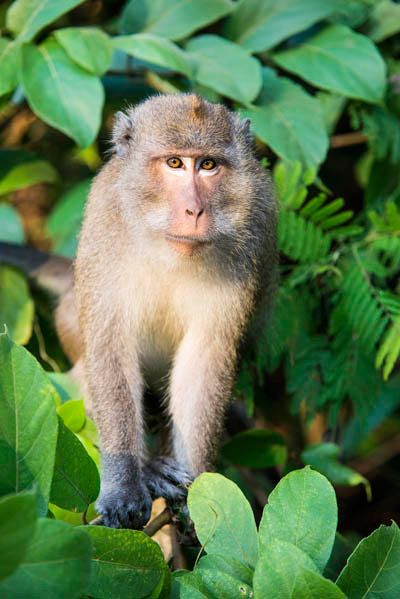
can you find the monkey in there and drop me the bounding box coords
[0,93,277,530]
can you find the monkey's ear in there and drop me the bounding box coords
[112,111,134,157]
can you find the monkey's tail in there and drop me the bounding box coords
[0,241,73,295]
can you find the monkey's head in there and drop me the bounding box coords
[112,94,273,260]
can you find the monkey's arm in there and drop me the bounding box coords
[84,334,152,529]
[168,327,239,477]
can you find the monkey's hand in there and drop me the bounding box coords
[143,457,193,504]
[96,481,152,529]
[96,454,153,529]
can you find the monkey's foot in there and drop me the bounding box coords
[96,482,152,529]
[143,457,193,504]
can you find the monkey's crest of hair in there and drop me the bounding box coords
[112,93,253,159]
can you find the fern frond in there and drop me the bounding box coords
[278,210,331,262]
[368,201,400,233]
[376,319,400,380]
[331,258,389,354]
[370,237,400,275]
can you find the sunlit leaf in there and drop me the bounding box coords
[20,40,104,147]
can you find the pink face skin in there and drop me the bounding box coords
[154,154,224,256]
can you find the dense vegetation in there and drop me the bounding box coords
[1,0,400,597]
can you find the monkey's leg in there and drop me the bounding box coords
[86,345,152,529]
[168,331,236,478]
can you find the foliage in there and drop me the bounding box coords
[1,0,400,596]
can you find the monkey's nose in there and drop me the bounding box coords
[185,208,204,220]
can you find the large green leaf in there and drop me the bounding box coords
[254,539,347,599]
[188,473,258,568]
[0,333,58,514]
[364,0,400,42]
[50,416,100,512]
[0,519,92,599]
[186,35,262,105]
[113,33,193,77]
[0,205,25,244]
[180,568,253,599]
[273,24,386,104]
[54,27,113,76]
[0,38,18,96]
[301,443,371,499]
[83,526,169,599]
[119,0,234,41]
[47,179,91,257]
[6,0,85,42]
[195,555,253,587]
[241,68,328,167]
[221,429,287,468]
[20,39,104,147]
[337,522,400,598]
[0,266,34,344]
[258,467,337,572]
[0,149,58,195]
[224,0,341,52]
[0,491,37,582]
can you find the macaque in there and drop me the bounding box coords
[1,93,277,529]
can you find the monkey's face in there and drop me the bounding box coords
[112,95,264,259]
[145,153,227,256]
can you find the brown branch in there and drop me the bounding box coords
[89,508,173,535]
[330,132,368,148]
[89,515,103,526]
[143,508,172,537]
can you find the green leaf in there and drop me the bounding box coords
[241,68,328,167]
[364,0,400,43]
[273,24,386,104]
[50,416,100,512]
[20,39,104,147]
[0,519,92,599]
[0,205,25,244]
[83,526,168,599]
[195,555,253,586]
[0,491,37,581]
[224,0,341,52]
[337,522,400,599]
[47,178,90,257]
[54,27,113,76]
[6,0,85,42]
[58,399,86,432]
[259,467,337,571]
[254,539,347,599]
[188,473,258,568]
[0,266,34,344]
[119,0,234,41]
[0,38,18,96]
[0,333,58,514]
[194,567,253,598]
[0,149,58,195]
[301,443,371,500]
[171,572,209,598]
[221,429,287,468]
[113,33,193,77]
[186,35,261,104]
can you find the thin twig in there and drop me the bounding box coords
[143,508,172,536]
[88,507,173,534]
[330,132,368,148]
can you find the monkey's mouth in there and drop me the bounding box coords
[165,233,209,255]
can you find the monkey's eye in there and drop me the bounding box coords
[200,159,216,170]
[167,157,183,168]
